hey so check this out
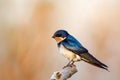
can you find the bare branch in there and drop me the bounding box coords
[50,65,77,80]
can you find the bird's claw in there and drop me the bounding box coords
[63,64,75,69]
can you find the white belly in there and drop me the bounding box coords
[59,45,81,61]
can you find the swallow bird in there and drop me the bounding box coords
[52,30,109,71]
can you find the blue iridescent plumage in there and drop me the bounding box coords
[58,35,88,54]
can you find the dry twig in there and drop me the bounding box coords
[50,64,77,80]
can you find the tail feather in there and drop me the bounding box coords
[83,59,109,71]
[80,52,109,71]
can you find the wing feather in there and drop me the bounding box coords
[61,35,88,55]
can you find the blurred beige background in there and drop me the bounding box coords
[0,0,120,80]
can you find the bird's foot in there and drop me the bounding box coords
[63,64,75,69]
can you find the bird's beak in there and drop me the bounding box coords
[52,35,55,38]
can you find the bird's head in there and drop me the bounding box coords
[52,30,69,43]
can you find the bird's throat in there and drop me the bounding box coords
[55,37,65,43]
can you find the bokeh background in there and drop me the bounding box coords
[0,0,120,80]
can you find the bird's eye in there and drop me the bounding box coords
[56,34,62,37]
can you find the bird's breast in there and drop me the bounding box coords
[59,45,81,61]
